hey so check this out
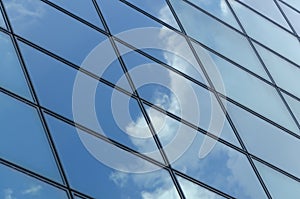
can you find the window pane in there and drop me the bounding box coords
[44,113,180,199]
[169,122,267,198]
[192,41,299,134]
[238,0,291,30]
[279,1,300,35]
[3,0,106,66]
[0,10,5,29]
[124,0,180,29]
[283,93,300,124]
[225,99,300,179]
[117,42,240,147]
[177,176,225,199]
[0,32,32,101]
[48,0,104,28]
[254,42,300,99]
[187,0,242,30]
[170,0,270,80]
[230,1,300,65]
[0,163,68,199]
[0,92,62,183]
[254,160,300,199]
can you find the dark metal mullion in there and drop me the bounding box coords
[90,1,186,198]
[167,1,273,198]
[0,2,74,199]
[226,0,300,131]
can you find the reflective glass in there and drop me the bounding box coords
[254,43,300,99]
[48,0,104,28]
[177,176,225,199]
[254,160,300,199]
[0,32,32,101]
[44,113,180,199]
[238,0,291,30]
[283,93,300,124]
[0,92,62,183]
[124,0,180,29]
[230,1,300,65]
[117,42,240,147]
[169,0,270,80]
[192,41,299,134]
[97,0,164,34]
[0,10,5,28]
[225,99,300,179]
[19,42,160,160]
[282,0,300,11]
[279,1,300,35]
[3,0,106,66]
[169,123,267,198]
[188,0,242,30]
[0,164,68,199]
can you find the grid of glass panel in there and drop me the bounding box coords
[1,0,300,198]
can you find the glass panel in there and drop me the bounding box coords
[0,10,5,28]
[0,92,62,183]
[169,0,270,80]
[44,113,180,199]
[282,0,300,11]
[192,41,299,134]
[225,99,300,179]
[254,43,300,99]
[48,0,104,28]
[177,176,225,199]
[230,1,300,65]
[3,0,106,66]
[254,160,300,199]
[124,0,180,29]
[279,1,300,35]
[0,32,32,101]
[238,0,291,30]
[117,42,240,147]
[168,121,267,198]
[283,93,300,124]
[0,163,68,199]
[97,0,164,34]
[187,0,242,30]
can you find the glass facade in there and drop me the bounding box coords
[0,0,299,199]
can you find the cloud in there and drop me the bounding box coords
[109,171,129,188]
[4,189,14,199]
[22,185,42,195]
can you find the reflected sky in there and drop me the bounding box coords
[0,32,32,101]
[192,41,299,134]
[1,0,300,198]
[0,164,68,199]
[3,0,105,66]
[282,0,300,11]
[125,0,180,30]
[238,0,291,30]
[279,1,300,35]
[47,0,104,28]
[188,0,242,30]
[0,91,62,183]
[0,10,5,28]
